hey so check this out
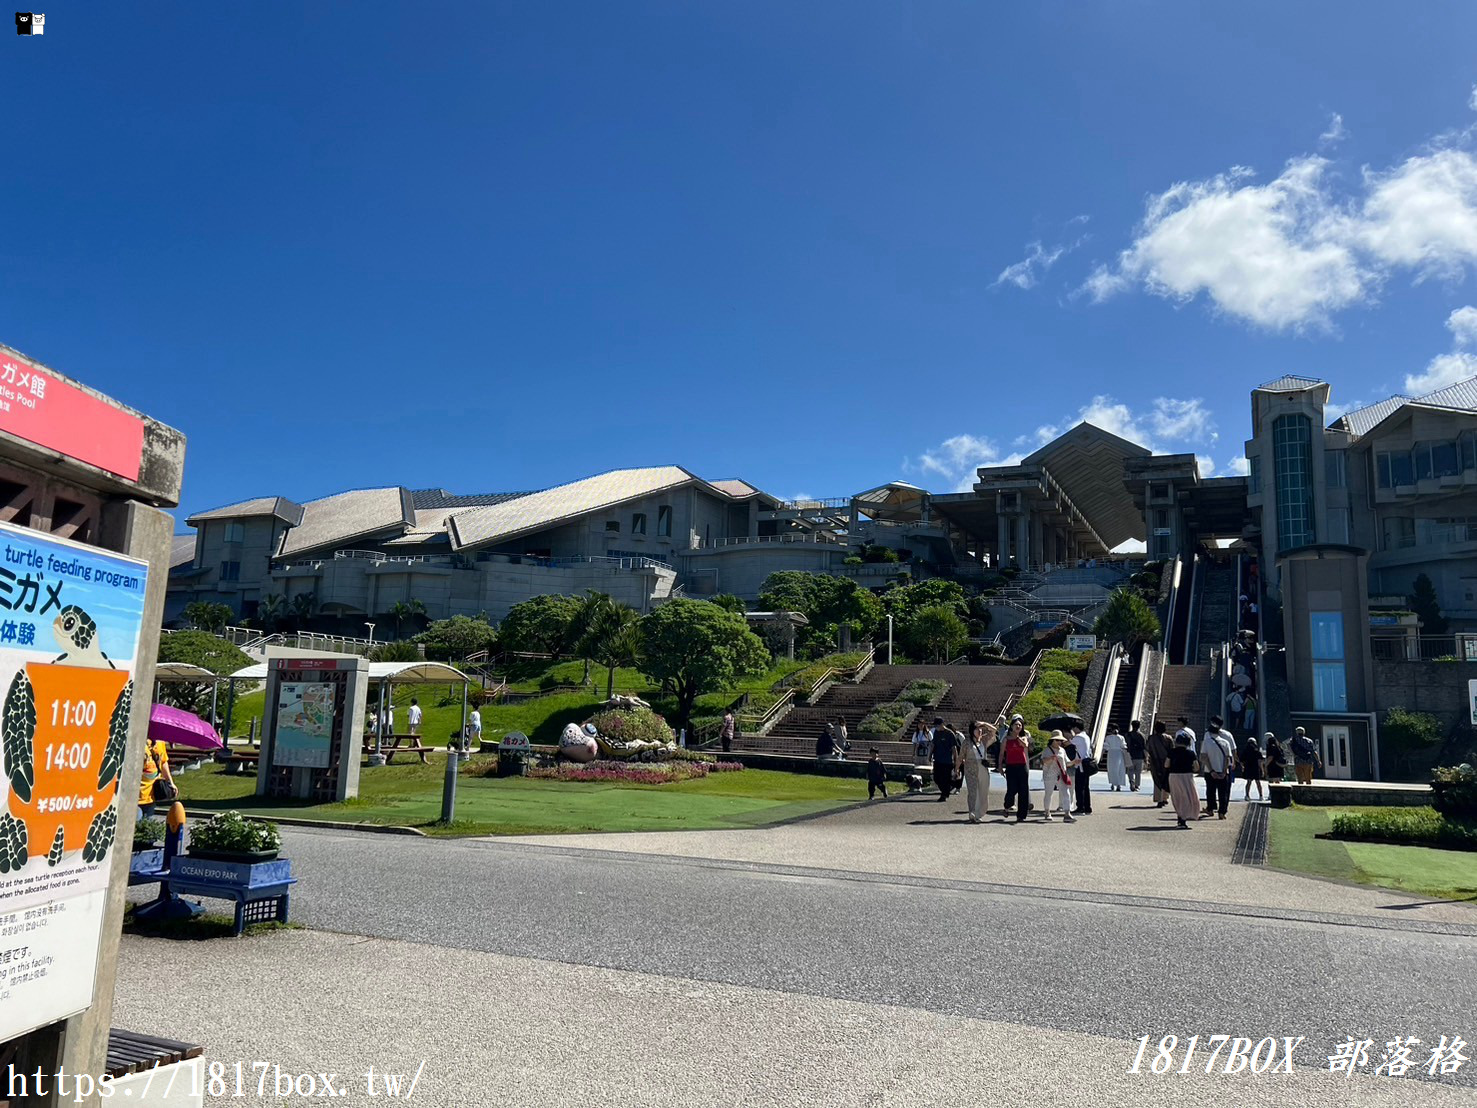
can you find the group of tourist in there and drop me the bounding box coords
[908,710,1323,830]
[814,715,851,760]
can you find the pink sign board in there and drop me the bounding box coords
[0,350,145,481]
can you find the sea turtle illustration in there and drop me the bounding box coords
[52,605,116,669]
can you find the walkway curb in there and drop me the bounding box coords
[183,809,428,837]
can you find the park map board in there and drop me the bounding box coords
[0,520,148,1041]
[274,682,336,768]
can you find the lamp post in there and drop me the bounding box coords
[887,614,894,666]
[365,621,376,645]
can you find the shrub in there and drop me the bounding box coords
[1432,763,1477,820]
[843,556,864,566]
[583,707,675,745]
[132,817,166,848]
[528,759,742,784]
[1038,649,1090,675]
[1035,670,1081,710]
[1329,806,1477,852]
[370,640,420,662]
[858,701,917,735]
[189,811,281,855]
[1383,708,1446,775]
[896,680,951,708]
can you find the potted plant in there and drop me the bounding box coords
[131,816,166,852]
[187,811,282,862]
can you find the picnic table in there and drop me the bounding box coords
[364,731,432,764]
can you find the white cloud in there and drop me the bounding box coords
[1226,457,1251,477]
[1319,113,1345,146]
[907,434,1025,490]
[993,241,1066,290]
[1086,98,1477,331]
[1404,305,1477,395]
[1150,397,1215,442]
[1470,85,1477,113]
[1195,455,1217,478]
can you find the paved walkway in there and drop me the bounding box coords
[503,771,1477,924]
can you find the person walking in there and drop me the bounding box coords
[866,748,888,800]
[1040,731,1076,823]
[138,737,175,819]
[932,717,962,802]
[1167,730,1201,829]
[996,715,1031,815]
[913,719,932,763]
[720,709,736,753]
[834,716,850,756]
[999,718,1031,823]
[468,705,482,749]
[1144,721,1173,807]
[1237,733,1265,802]
[1102,724,1128,792]
[1069,724,1093,814]
[1242,692,1257,733]
[1199,715,1235,819]
[962,721,994,822]
[1125,719,1146,792]
[1264,733,1287,784]
[1290,727,1321,784]
[408,697,422,737]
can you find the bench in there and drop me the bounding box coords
[217,749,260,774]
[105,1028,206,1102]
[164,854,297,936]
[364,732,432,764]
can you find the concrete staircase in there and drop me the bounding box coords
[1154,664,1211,736]
[1194,558,1240,664]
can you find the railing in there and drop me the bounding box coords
[491,554,673,572]
[1371,635,1477,662]
[335,549,454,566]
[778,646,876,704]
[773,497,850,512]
[993,648,1045,733]
[699,533,846,549]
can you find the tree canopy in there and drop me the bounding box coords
[499,594,582,656]
[903,604,969,663]
[756,572,881,655]
[638,599,770,728]
[416,614,498,662]
[1092,589,1161,649]
[155,631,252,718]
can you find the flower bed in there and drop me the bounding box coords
[584,707,675,745]
[857,700,919,738]
[529,759,744,785]
[895,680,950,708]
[1328,806,1477,852]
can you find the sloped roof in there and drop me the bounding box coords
[279,487,415,556]
[1020,422,1151,548]
[1415,374,1477,412]
[170,534,197,568]
[709,479,758,498]
[186,496,305,526]
[409,489,535,510]
[1333,395,1412,438]
[1256,374,1325,393]
[449,466,700,549]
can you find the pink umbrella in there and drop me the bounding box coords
[148,703,224,751]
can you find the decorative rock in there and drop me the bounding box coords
[558,723,599,763]
[601,694,651,712]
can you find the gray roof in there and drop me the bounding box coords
[409,488,535,510]
[1415,374,1477,412]
[170,534,197,568]
[449,466,701,549]
[1256,374,1325,393]
[1334,395,1412,438]
[278,486,415,556]
[187,495,305,526]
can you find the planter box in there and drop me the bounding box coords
[186,848,280,864]
[171,855,292,888]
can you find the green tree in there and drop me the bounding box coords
[499,594,582,657]
[289,592,317,631]
[759,572,882,655]
[568,591,617,684]
[1382,707,1445,777]
[903,604,969,663]
[589,605,643,698]
[182,601,233,633]
[388,599,426,639]
[1410,573,1448,635]
[709,594,746,614]
[638,599,770,729]
[256,593,285,631]
[156,631,252,718]
[416,615,498,662]
[1092,588,1161,649]
[756,571,821,615]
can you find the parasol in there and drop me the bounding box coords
[148,703,225,751]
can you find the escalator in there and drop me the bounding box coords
[1163,554,1199,665]
[1101,647,1142,732]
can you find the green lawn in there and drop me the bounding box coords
[173,759,864,837]
[1267,805,1477,903]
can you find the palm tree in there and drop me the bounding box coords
[257,593,285,631]
[569,591,615,685]
[592,608,642,699]
[389,601,414,639]
[290,592,316,631]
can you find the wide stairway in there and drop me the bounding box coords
[1193,557,1240,664]
[743,664,1031,764]
[1153,664,1211,737]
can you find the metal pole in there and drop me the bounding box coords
[440,741,458,823]
[459,680,468,753]
[887,615,894,665]
[224,678,236,744]
[209,680,219,732]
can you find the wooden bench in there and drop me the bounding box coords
[364,732,432,764]
[217,749,260,774]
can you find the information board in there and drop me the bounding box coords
[0,519,149,1041]
[273,681,336,768]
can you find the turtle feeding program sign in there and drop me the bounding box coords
[0,519,148,1040]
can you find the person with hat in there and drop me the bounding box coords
[1290,726,1321,784]
[1237,731,1265,802]
[1040,731,1076,823]
[998,714,1032,823]
[1200,715,1236,819]
[962,720,995,823]
[931,717,962,802]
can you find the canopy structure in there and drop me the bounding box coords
[153,662,223,683]
[228,660,471,683]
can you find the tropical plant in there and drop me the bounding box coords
[584,707,675,744]
[1382,707,1445,776]
[708,594,746,614]
[903,605,969,663]
[256,593,286,631]
[638,599,770,729]
[181,601,233,633]
[371,640,421,662]
[388,599,426,639]
[416,615,498,662]
[500,594,582,657]
[131,817,166,849]
[289,592,317,631]
[569,591,615,684]
[590,607,643,699]
[1432,763,1477,819]
[188,811,281,856]
[1092,589,1160,649]
[858,701,918,735]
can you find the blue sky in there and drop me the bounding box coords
[4,2,1476,522]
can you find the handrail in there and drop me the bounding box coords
[777,645,876,702]
[699,533,846,549]
[1185,555,1204,665]
[994,648,1045,734]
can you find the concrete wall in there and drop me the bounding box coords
[678,544,847,601]
[1373,659,1477,730]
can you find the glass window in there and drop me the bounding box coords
[1327,507,1350,544]
[605,520,620,533]
[224,522,245,543]
[1273,414,1315,550]
[1462,432,1476,472]
[1415,445,1433,482]
[1312,663,1348,712]
[1310,612,1344,660]
[219,561,241,582]
[1390,451,1413,486]
[1248,456,1261,495]
[631,513,647,536]
[657,506,672,537]
[1324,451,1346,489]
[1377,453,1391,488]
[1433,441,1459,477]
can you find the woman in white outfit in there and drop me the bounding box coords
[962,720,995,823]
[1102,724,1128,792]
[1040,732,1077,823]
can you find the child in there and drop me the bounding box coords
[866,748,888,799]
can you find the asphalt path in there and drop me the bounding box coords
[276,825,1477,1085]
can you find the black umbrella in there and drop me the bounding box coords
[1038,712,1085,733]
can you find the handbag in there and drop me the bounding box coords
[1080,756,1099,777]
[152,777,179,803]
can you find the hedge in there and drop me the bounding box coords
[1037,649,1090,675]
[895,680,951,708]
[1329,807,1477,852]
[858,701,918,736]
[1432,763,1477,819]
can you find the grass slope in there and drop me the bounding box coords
[175,760,862,837]
[1267,805,1477,902]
